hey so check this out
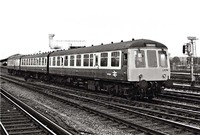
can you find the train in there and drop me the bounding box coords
[7,39,172,99]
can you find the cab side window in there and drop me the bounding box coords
[135,50,146,68]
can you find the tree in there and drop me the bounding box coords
[187,57,191,65]
[193,57,200,65]
[172,56,181,65]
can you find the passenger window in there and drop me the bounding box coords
[64,56,68,66]
[135,50,146,68]
[60,57,63,66]
[44,58,47,65]
[158,51,168,67]
[70,55,74,66]
[76,55,81,66]
[42,58,45,65]
[36,58,38,65]
[49,57,51,66]
[84,54,89,66]
[38,58,40,65]
[57,57,60,66]
[101,53,108,67]
[53,57,56,66]
[111,52,120,67]
[32,59,34,65]
[147,50,157,67]
[90,54,93,66]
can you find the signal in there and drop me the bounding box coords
[182,43,191,54]
[183,45,186,54]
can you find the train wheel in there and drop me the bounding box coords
[108,87,115,96]
[147,95,153,100]
[125,94,133,100]
[124,89,134,100]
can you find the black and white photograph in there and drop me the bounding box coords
[0,0,200,134]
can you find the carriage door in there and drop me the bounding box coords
[94,53,100,69]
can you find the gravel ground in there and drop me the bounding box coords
[1,78,136,135]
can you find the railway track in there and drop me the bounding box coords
[170,72,200,86]
[1,75,200,134]
[158,90,200,105]
[168,84,200,93]
[0,88,74,135]
[1,75,165,134]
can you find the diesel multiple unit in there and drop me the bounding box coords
[7,39,172,99]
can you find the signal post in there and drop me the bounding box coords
[183,36,198,86]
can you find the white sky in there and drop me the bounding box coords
[0,0,199,59]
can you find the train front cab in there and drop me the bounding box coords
[7,56,22,75]
[127,46,171,99]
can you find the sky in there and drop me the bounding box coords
[0,0,200,59]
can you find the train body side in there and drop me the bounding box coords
[49,49,128,82]
[20,53,49,74]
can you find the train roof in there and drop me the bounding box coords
[21,52,50,59]
[7,54,24,60]
[50,39,167,56]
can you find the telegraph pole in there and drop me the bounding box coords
[187,36,198,86]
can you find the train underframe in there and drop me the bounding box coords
[8,69,165,100]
